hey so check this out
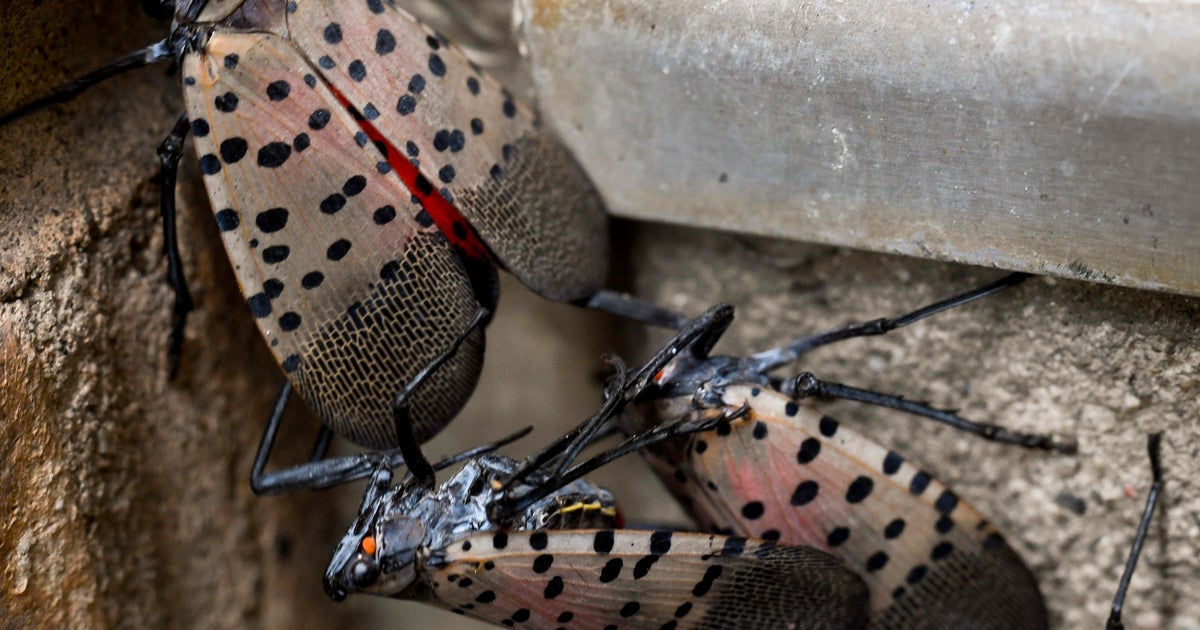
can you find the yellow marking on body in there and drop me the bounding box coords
[556,501,617,517]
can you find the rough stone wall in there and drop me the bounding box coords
[0,3,363,628]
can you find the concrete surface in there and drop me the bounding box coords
[518,0,1200,296]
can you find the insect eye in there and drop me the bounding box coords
[349,559,380,588]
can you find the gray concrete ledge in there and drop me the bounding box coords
[518,0,1200,296]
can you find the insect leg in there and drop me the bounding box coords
[249,303,516,495]
[575,289,690,329]
[495,312,743,519]
[493,405,746,522]
[156,114,195,379]
[748,272,1030,370]
[309,426,334,462]
[505,304,735,489]
[782,371,1077,453]
[391,307,492,488]
[250,382,391,494]
[1107,432,1165,630]
[0,40,172,126]
[248,382,296,494]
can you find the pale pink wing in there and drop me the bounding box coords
[182,31,483,447]
[426,529,868,629]
[638,384,1047,628]
[286,0,608,301]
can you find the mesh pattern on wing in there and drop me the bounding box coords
[452,133,609,302]
[182,29,487,450]
[874,539,1048,630]
[430,530,869,629]
[699,544,870,630]
[292,232,484,448]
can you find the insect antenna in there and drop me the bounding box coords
[1107,432,1165,630]
[0,40,174,126]
[355,465,396,517]
[156,114,195,377]
[747,272,1030,372]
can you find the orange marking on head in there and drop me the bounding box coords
[361,536,377,555]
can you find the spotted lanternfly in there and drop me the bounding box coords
[3,0,681,493]
[620,274,1077,628]
[323,311,870,628]
[325,461,876,629]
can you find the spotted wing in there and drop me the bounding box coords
[182,31,484,447]
[426,529,868,629]
[636,385,1048,629]
[287,0,609,301]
